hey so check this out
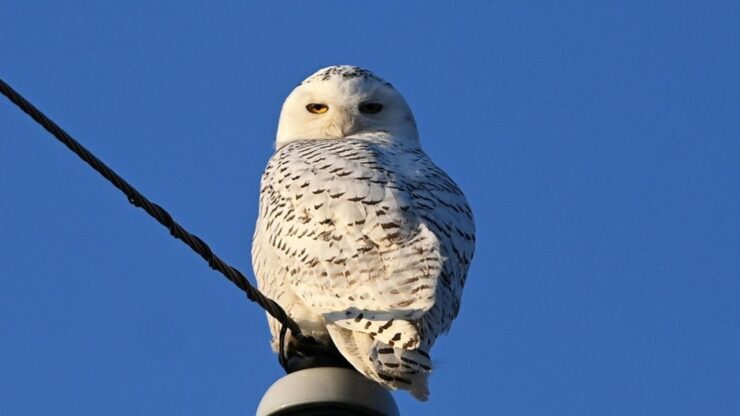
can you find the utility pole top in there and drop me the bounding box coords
[257,367,400,416]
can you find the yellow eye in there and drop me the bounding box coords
[359,102,383,114]
[306,103,329,114]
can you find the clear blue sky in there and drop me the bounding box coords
[1,1,739,415]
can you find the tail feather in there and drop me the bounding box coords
[326,324,431,401]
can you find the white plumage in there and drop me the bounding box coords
[252,66,475,400]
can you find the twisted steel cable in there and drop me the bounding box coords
[0,77,305,341]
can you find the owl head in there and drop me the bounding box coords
[275,65,419,146]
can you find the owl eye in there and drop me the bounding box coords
[306,103,329,114]
[359,102,383,114]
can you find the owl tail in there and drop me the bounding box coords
[326,324,431,401]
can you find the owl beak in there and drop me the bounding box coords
[340,121,361,137]
[327,111,361,138]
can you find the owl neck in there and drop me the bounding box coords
[275,131,420,150]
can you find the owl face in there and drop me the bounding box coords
[276,66,419,146]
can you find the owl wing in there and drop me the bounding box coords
[403,153,475,348]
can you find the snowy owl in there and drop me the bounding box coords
[252,65,475,400]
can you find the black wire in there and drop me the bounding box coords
[0,77,305,341]
[278,324,290,371]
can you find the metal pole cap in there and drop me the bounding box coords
[256,367,400,416]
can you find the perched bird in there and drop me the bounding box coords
[252,65,475,400]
